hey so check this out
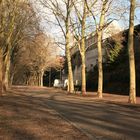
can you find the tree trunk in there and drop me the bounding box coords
[97,0,107,98]
[97,31,103,98]
[2,52,11,92]
[66,26,74,93]
[49,69,51,87]
[66,48,74,93]
[67,77,70,92]
[81,1,87,95]
[38,72,40,86]
[81,56,86,95]
[0,50,2,96]
[40,70,44,87]
[128,0,136,104]
[10,74,14,86]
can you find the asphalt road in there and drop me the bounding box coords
[45,91,140,140]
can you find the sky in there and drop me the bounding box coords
[32,0,140,55]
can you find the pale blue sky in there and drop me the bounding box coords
[33,0,140,54]
[37,0,140,34]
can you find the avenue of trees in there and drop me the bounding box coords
[0,0,139,104]
[0,0,63,94]
[39,0,138,103]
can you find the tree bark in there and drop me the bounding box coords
[81,56,86,95]
[66,41,74,93]
[128,0,136,104]
[65,19,74,93]
[81,2,87,95]
[97,31,103,98]
[0,49,2,96]
[97,0,107,98]
[49,69,51,87]
[38,73,40,86]
[10,74,14,86]
[40,70,44,87]
[2,52,11,92]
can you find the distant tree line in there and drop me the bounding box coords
[0,0,63,94]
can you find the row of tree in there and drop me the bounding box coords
[0,0,137,104]
[40,0,137,103]
[0,0,63,94]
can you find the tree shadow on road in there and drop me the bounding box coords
[0,86,89,140]
[46,93,140,140]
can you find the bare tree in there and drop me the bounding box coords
[85,0,112,98]
[0,0,39,93]
[11,33,63,86]
[96,0,109,98]
[40,0,74,93]
[71,0,88,95]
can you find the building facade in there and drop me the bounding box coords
[71,21,122,85]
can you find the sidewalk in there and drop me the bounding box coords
[67,91,140,105]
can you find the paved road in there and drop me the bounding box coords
[11,86,140,140]
[44,90,140,140]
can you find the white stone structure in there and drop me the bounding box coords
[71,21,122,84]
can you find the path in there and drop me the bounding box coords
[39,87,140,140]
[1,86,140,140]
